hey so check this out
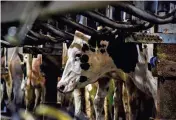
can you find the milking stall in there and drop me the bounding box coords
[1,1,176,120]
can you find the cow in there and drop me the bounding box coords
[57,30,158,120]
[1,47,25,112]
[57,31,126,120]
[59,37,117,120]
[22,53,46,111]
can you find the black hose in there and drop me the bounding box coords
[112,2,175,24]
[81,11,153,31]
[41,23,74,40]
[56,16,98,36]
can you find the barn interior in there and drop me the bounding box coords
[1,1,176,120]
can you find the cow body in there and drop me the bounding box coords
[23,54,46,111]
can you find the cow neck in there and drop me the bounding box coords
[85,45,117,77]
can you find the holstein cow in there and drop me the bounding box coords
[60,42,106,120]
[57,31,126,120]
[57,30,158,120]
[22,54,46,111]
[59,37,115,120]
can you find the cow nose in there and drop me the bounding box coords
[58,85,65,92]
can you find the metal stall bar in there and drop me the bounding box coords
[2,1,115,46]
[41,23,74,40]
[112,2,176,24]
[81,11,153,31]
[56,16,98,36]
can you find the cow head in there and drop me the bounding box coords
[57,31,116,93]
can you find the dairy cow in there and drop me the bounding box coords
[57,30,158,120]
[22,53,46,111]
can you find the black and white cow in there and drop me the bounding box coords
[57,30,158,120]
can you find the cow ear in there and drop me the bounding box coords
[80,54,89,63]
[82,44,89,52]
[75,53,81,58]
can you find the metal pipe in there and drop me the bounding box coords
[26,34,39,41]
[41,23,74,40]
[56,16,98,36]
[28,29,54,43]
[112,2,176,24]
[153,8,176,19]
[81,11,153,31]
[23,36,46,46]
[0,40,15,47]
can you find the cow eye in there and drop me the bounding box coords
[75,53,81,57]
[75,57,80,61]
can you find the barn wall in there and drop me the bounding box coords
[156,44,176,119]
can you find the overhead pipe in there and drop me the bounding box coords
[26,34,39,41]
[1,40,15,47]
[81,11,153,31]
[55,16,98,36]
[1,40,12,46]
[153,8,176,19]
[28,29,48,42]
[41,23,74,40]
[112,2,176,24]
[22,35,47,46]
[28,29,58,43]
[3,23,73,46]
[1,37,46,47]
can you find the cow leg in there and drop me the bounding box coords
[94,77,110,120]
[73,89,82,118]
[12,78,24,108]
[25,85,34,112]
[34,87,41,110]
[123,78,140,120]
[40,86,46,104]
[122,83,131,120]
[113,80,125,120]
[0,81,5,110]
[5,76,12,104]
[85,85,93,120]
